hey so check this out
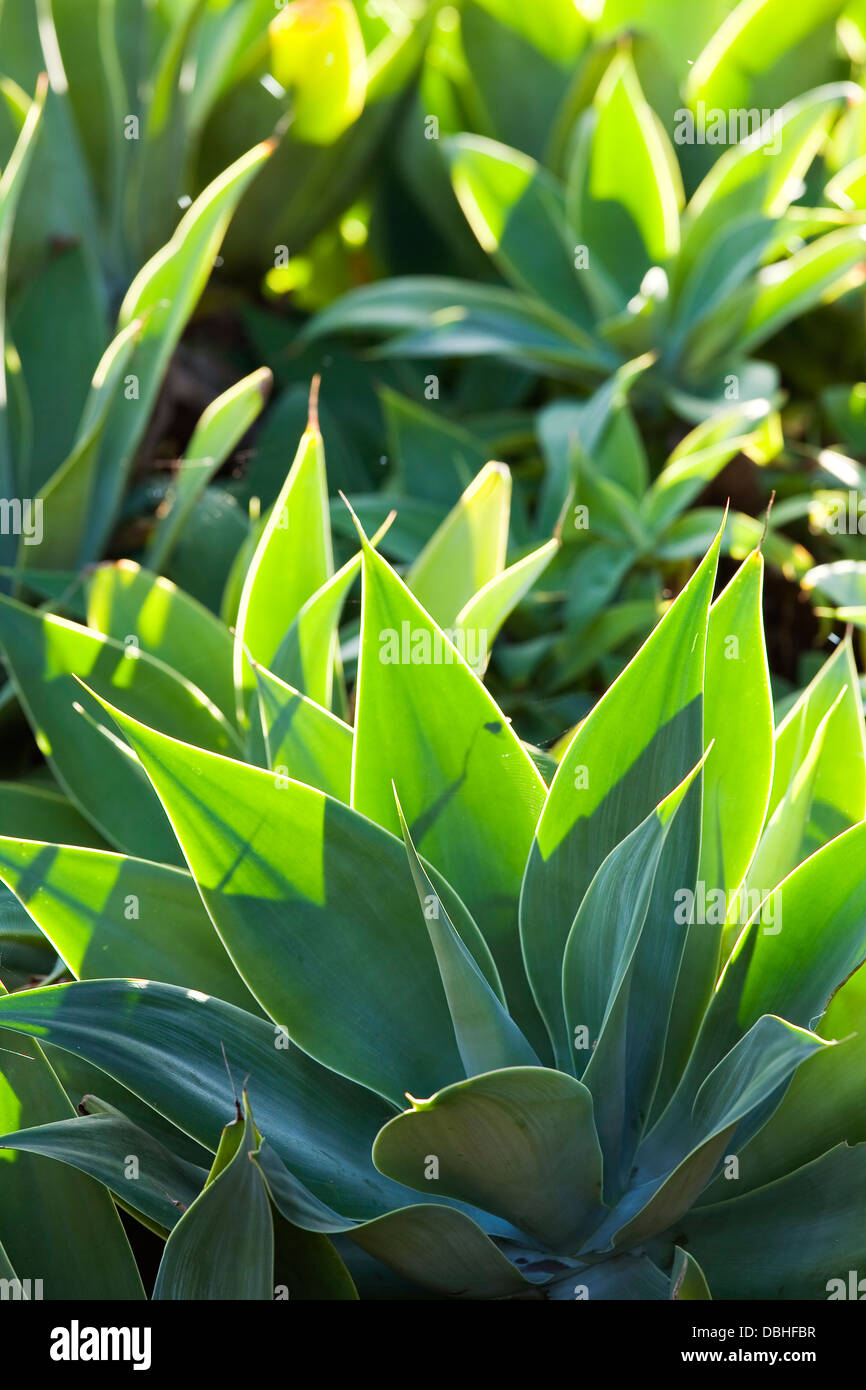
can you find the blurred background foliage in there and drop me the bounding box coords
[1,0,866,750]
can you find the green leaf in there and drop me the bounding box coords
[643,404,774,535]
[537,360,652,533]
[805,560,866,627]
[0,75,46,501]
[305,277,615,375]
[153,1097,273,1299]
[687,226,866,369]
[406,461,511,628]
[455,538,559,666]
[87,137,275,556]
[597,1017,829,1251]
[822,382,866,450]
[742,695,838,900]
[652,554,774,1115]
[0,781,107,847]
[0,838,257,1011]
[459,1,574,163]
[447,134,595,329]
[670,1247,712,1300]
[467,0,588,64]
[737,817,866,1034]
[92,694,500,1106]
[826,155,866,212]
[715,965,866,1195]
[233,404,333,720]
[18,317,142,573]
[769,638,866,857]
[656,507,814,578]
[147,367,272,573]
[677,84,855,286]
[566,52,682,298]
[268,552,360,712]
[653,817,866,1146]
[380,386,488,506]
[128,0,211,255]
[86,560,237,725]
[521,530,721,1066]
[352,532,547,1051]
[686,0,849,112]
[669,213,779,349]
[0,979,402,1221]
[572,450,653,549]
[395,793,538,1077]
[546,1253,670,1300]
[349,1204,533,1299]
[272,1210,358,1300]
[676,1143,866,1299]
[10,243,106,493]
[547,599,658,692]
[701,552,774,896]
[567,758,705,1196]
[374,1068,603,1253]
[253,1140,352,1234]
[0,980,144,1299]
[0,595,239,861]
[0,1102,207,1237]
[250,663,352,802]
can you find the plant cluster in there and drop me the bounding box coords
[0,0,864,1303]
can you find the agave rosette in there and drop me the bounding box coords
[308,55,866,420]
[0,408,863,1299]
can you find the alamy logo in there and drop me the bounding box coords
[49,1321,152,1371]
[827,1271,866,1299]
[673,103,781,154]
[674,883,782,934]
[820,491,866,534]
[378,621,487,673]
[0,497,42,545]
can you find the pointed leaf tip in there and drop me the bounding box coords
[338,489,370,547]
[308,373,321,432]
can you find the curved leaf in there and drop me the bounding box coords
[86,560,237,725]
[250,663,352,802]
[353,531,547,1049]
[88,137,275,555]
[521,529,721,1065]
[373,1068,603,1253]
[0,981,144,1300]
[0,837,257,1010]
[153,1099,273,1300]
[147,367,272,574]
[395,793,538,1077]
[0,1104,206,1237]
[0,595,239,861]
[233,402,333,720]
[91,695,501,1106]
[0,978,402,1220]
[406,460,511,628]
[676,1143,866,1299]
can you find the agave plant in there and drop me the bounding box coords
[0,396,555,981]
[313,373,812,744]
[1,0,432,286]
[0,399,863,1298]
[463,374,813,732]
[0,0,439,585]
[388,0,864,284]
[0,75,278,584]
[307,59,866,420]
